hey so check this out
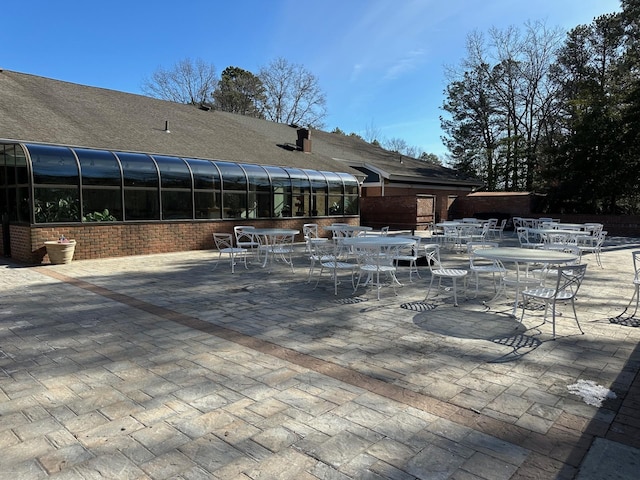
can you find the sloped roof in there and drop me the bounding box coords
[0,69,480,187]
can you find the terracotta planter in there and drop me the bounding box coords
[44,240,76,264]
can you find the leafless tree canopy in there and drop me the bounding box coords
[259,57,327,128]
[141,58,217,106]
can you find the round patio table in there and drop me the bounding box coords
[475,247,579,316]
[250,228,299,270]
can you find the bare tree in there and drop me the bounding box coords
[259,57,327,128]
[384,137,409,153]
[141,57,217,106]
[363,120,382,143]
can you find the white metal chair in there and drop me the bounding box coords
[488,218,507,239]
[313,239,358,295]
[577,230,607,268]
[303,223,319,253]
[424,244,468,306]
[533,244,580,285]
[212,233,247,274]
[234,226,260,259]
[393,236,422,282]
[467,241,504,298]
[354,243,400,300]
[520,263,587,339]
[517,227,544,249]
[612,250,640,321]
[306,237,332,282]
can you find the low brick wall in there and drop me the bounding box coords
[3,218,359,264]
[451,193,640,236]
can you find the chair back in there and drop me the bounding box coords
[555,264,587,299]
[303,223,319,240]
[517,227,531,246]
[234,226,258,247]
[633,251,640,283]
[213,233,234,250]
[424,244,442,271]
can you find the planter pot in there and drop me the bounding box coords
[44,240,76,264]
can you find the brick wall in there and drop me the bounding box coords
[452,193,640,236]
[3,218,358,264]
[360,195,435,230]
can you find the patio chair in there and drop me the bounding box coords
[467,241,504,298]
[212,233,247,274]
[313,239,358,295]
[612,250,640,321]
[520,263,588,339]
[306,237,332,283]
[577,230,607,268]
[393,236,422,282]
[354,243,400,300]
[517,227,544,249]
[487,218,507,240]
[424,244,468,306]
[234,226,260,259]
[303,223,319,253]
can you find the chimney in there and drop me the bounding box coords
[296,128,312,153]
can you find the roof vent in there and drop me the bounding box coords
[164,120,170,133]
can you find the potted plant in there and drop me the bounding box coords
[44,236,76,264]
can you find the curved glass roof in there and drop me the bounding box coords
[0,142,359,224]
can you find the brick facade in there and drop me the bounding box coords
[2,218,358,264]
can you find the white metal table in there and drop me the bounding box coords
[343,236,416,297]
[475,247,579,316]
[250,228,299,271]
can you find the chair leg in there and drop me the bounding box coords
[614,286,639,319]
[425,276,435,301]
[452,278,459,306]
[571,299,584,335]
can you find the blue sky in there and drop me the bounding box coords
[2,0,622,158]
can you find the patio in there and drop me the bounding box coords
[1,232,639,479]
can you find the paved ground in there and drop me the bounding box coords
[1,232,639,479]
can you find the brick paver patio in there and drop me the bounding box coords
[1,233,639,479]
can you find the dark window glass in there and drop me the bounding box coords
[216,161,246,191]
[76,148,121,186]
[285,168,310,216]
[153,155,192,189]
[34,187,80,223]
[264,166,291,217]
[243,164,271,192]
[118,152,159,187]
[327,173,344,216]
[195,191,221,219]
[162,190,192,220]
[82,189,122,221]
[15,146,29,185]
[223,192,247,219]
[187,158,220,189]
[28,144,79,185]
[17,186,30,222]
[15,145,29,185]
[243,164,271,218]
[124,189,159,220]
[0,145,8,188]
[338,173,360,195]
[307,170,329,217]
